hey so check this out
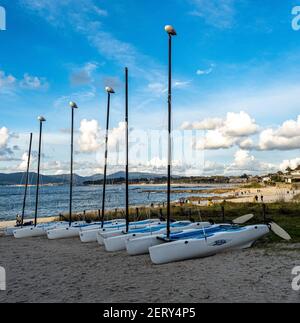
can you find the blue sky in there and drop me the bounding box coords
[1,0,300,176]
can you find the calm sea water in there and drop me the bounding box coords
[0,184,217,221]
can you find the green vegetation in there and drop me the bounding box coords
[242,182,264,189]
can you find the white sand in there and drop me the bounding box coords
[0,236,299,303]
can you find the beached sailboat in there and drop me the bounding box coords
[14,117,49,239]
[149,221,291,265]
[126,214,254,256]
[81,218,157,243]
[5,133,33,236]
[103,220,212,252]
[46,102,82,240]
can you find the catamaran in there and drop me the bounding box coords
[103,220,212,252]
[148,221,291,265]
[14,116,50,239]
[126,214,254,256]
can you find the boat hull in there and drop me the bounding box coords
[104,232,155,252]
[47,227,80,240]
[126,234,165,255]
[96,220,163,245]
[149,225,270,265]
[13,226,46,238]
[126,222,212,255]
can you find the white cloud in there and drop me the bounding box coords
[186,111,259,150]
[189,0,236,29]
[20,73,48,90]
[0,127,9,148]
[196,64,215,76]
[223,111,259,137]
[227,150,276,174]
[181,118,223,130]
[0,127,15,161]
[1,70,48,93]
[78,119,101,153]
[18,153,29,171]
[0,71,17,94]
[276,115,300,138]
[195,130,236,150]
[108,122,126,151]
[182,111,258,135]
[258,116,300,151]
[239,138,255,150]
[280,158,300,171]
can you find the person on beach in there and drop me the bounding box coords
[16,214,22,226]
[261,195,264,203]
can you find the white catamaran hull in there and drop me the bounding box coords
[104,232,158,252]
[149,225,270,265]
[104,222,207,252]
[80,221,127,243]
[126,222,212,256]
[5,226,22,236]
[13,226,46,238]
[47,227,81,240]
[97,220,163,245]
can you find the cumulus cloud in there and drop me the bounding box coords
[0,127,9,148]
[182,111,258,135]
[280,158,300,172]
[18,153,30,171]
[186,111,259,150]
[227,150,276,173]
[258,115,300,151]
[78,119,101,153]
[195,130,236,150]
[1,70,48,94]
[0,127,15,161]
[223,112,259,137]
[0,71,17,94]
[20,73,49,90]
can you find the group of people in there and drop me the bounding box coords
[254,195,264,203]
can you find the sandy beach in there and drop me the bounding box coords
[0,236,299,303]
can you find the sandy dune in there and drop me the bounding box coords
[0,236,299,303]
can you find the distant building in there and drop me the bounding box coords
[284,170,300,183]
[262,177,272,183]
[229,178,248,184]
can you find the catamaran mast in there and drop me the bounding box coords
[125,67,129,233]
[165,25,177,239]
[34,116,46,227]
[69,102,78,226]
[21,132,33,227]
[101,86,115,228]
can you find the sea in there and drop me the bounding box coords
[0,184,221,221]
